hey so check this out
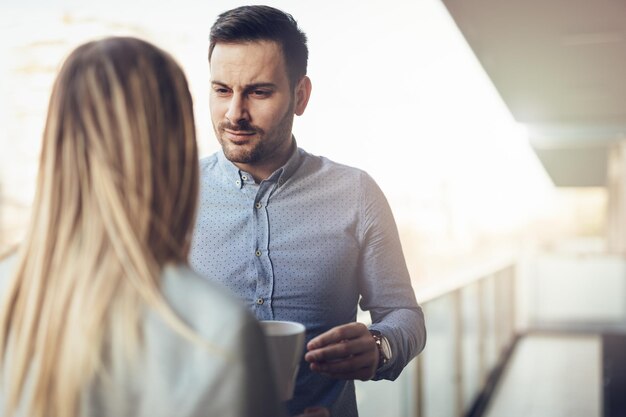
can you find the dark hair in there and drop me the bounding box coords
[209,5,308,88]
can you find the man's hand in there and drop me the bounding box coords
[304,322,378,381]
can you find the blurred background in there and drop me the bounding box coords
[1,0,624,416]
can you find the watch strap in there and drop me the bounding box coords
[370,329,390,369]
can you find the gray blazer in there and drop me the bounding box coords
[0,260,285,417]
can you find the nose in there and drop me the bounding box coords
[225,95,249,124]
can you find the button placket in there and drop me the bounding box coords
[252,182,274,319]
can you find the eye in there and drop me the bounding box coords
[250,89,272,98]
[212,86,231,96]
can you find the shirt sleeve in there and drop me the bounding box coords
[356,172,427,381]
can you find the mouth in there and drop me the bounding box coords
[223,129,256,143]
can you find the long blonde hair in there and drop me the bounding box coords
[0,37,199,417]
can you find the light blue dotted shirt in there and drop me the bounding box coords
[189,145,426,417]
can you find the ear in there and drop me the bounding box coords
[294,76,312,116]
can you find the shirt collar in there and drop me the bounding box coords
[217,137,303,189]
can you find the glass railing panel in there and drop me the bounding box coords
[460,282,481,410]
[497,267,515,353]
[481,274,498,371]
[355,356,418,417]
[421,293,458,417]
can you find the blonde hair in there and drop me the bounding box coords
[0,37,200,417]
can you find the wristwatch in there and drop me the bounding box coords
[370,330,392,369]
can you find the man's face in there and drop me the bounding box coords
[209,40,297,169]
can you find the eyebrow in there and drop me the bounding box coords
[211,80,278,90]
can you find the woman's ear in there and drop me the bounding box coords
[294,76,312,116]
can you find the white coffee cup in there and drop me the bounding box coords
[260,320,306,401]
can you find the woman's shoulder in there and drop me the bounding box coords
[97,264,271,417]
[158,263,256,337]
[160,263,244,308]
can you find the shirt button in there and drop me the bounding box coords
[241,175,248,181]
[235,180,241,186]
[278,178,285,185]
[255,250,262,257]
[255,202,262,209]
[256,298,264,305]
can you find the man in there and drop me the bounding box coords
[189,5,426,416]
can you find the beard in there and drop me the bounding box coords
[215,101,295,165]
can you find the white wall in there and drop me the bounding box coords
[519,250,626,328]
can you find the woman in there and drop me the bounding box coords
[0,37,283,417]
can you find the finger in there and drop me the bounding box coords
[305,335,374,363]
[309,351,375,374]
[307,322,369,350]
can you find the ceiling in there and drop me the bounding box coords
[440,0,626,186]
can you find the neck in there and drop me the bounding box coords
[236,137,295,183]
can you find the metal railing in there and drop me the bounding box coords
[357,255,518,417]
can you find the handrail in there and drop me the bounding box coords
[415,252,515,304]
